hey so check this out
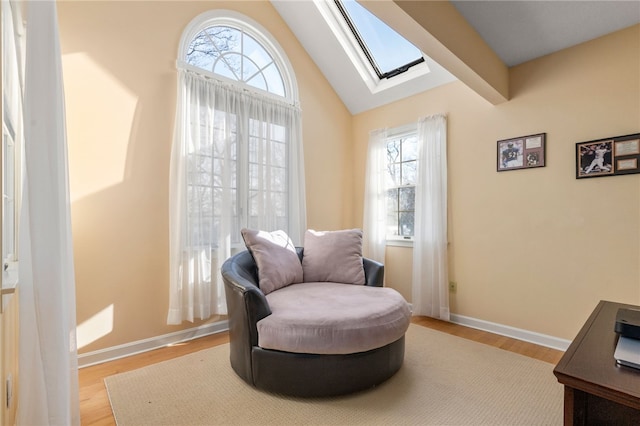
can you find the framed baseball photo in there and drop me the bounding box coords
[497,133,546,172]
[576,133,640,179]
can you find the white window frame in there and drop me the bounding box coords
[385,124,417,247]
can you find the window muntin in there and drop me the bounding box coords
[334,0,425,79]
[385,133,417,240]
[186,25,285,97]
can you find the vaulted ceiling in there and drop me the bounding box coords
[271,1,640,114]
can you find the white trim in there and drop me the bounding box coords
[450,313,571,351]
[77,320,229,368]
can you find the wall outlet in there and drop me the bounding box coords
[449,281,457,293]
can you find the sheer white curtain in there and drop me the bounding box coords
[168,70,306,324]
[412,114,449,320]
[17,1,80,424]
[362,128,388,264]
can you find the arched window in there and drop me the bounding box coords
[185,26,285,96]
[178,10,297,103]
[168,11,306,324]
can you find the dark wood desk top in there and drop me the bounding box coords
[554,300,640,410]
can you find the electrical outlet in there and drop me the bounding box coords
[449,281,457,293]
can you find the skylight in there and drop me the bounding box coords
[334,0,425,79]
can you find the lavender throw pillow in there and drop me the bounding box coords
[302,229,366,285]
[241,228,303,295]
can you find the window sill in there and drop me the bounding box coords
[386,239,413,248]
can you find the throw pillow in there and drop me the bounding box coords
[302,229,366,285]
[241,228,303,295]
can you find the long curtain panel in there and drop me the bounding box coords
[362,128,388,264]
[17,1,80,424]
[412,114,449,320]
[168,70,306,324]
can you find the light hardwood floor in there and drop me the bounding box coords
[79,317,564,425]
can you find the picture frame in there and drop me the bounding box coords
[576,133,640,179]
[497,133,546,172]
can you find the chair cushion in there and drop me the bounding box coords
[302,229,366,285]
[241,228,303,295]
[257,282,411,355]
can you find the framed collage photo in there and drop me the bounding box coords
[497,133,546,172]
[576,133,640,179]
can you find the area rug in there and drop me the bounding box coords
[105,324,563,425]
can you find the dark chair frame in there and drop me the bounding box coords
[221,248,405,397]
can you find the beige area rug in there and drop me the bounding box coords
[105,324,563,425]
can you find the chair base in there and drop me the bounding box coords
[235,336,405,398]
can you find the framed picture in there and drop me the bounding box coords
[497,133,546,172]
[576,133,640,179]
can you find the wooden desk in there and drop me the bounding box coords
[554,300,640,425]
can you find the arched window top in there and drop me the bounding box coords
[178,10,298,103]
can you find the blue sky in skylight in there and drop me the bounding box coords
[342,0,423,75]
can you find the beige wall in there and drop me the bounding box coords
[58,0,352,353]
[60,0,639,351]
[352,25,640,340]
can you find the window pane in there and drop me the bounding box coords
[246,71,268,92]
[386,188,398,213]
[271,124,286,142]
[249,190,260,216]
[271,166,286,189]
[402,160,416,185]
[271,141,286,168]
[386,139,400,163]
[402,137,417,161]
[243,34,272,69]
[242,56,260,83]
[387,213,398,236]
[272,192,287,217]
[207,26,241,54]
[263,63,285,97]
[186,31,218,71]
[213,55,241,80]
[249,163,261,190]
[386,163,401,187]
[399,186,415,211]
[399,212,414,236]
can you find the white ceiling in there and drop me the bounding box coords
[272,0,640,114]
[451,1,640,67]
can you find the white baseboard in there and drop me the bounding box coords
[450,313,571,351]
[78,313,570,368]
[77,320,229,368]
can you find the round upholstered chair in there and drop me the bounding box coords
[221,248,410,397]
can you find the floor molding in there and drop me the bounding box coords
[77,320,229,368]
[450,313,571,351]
